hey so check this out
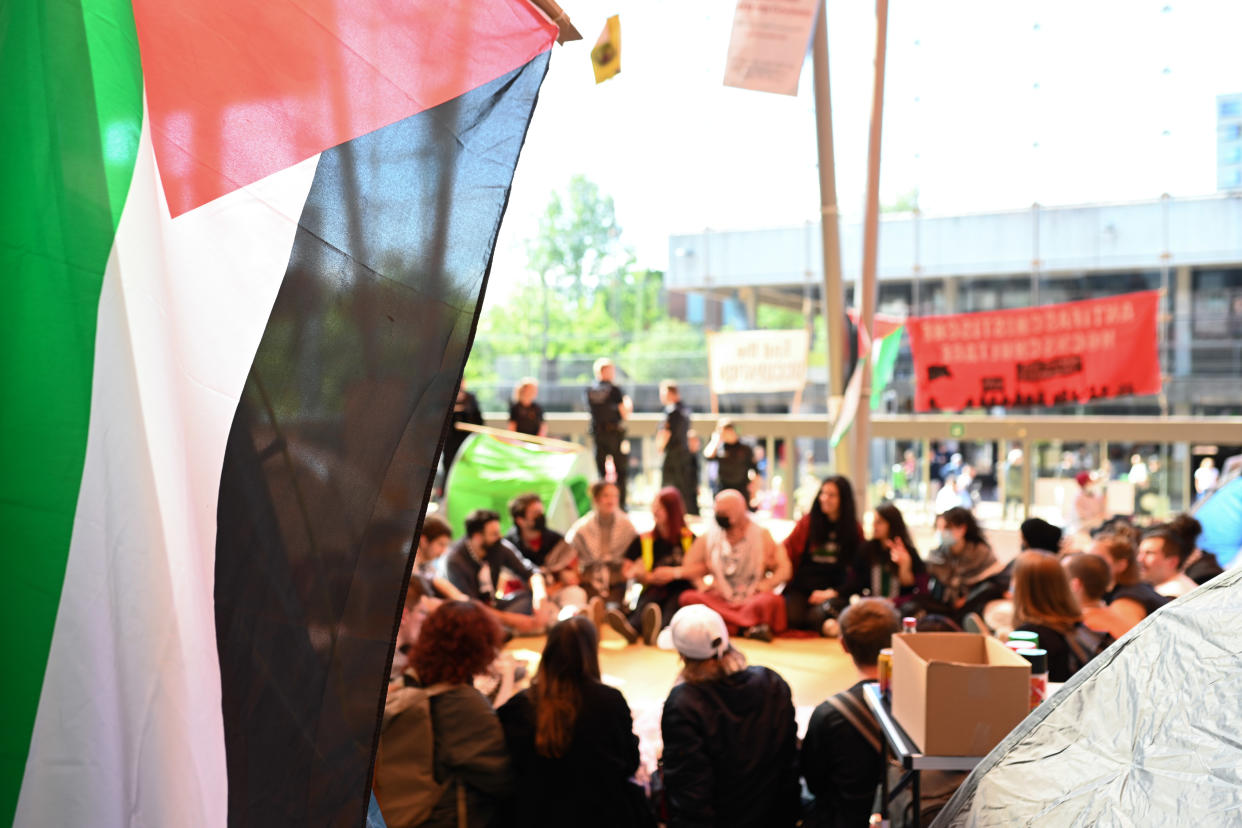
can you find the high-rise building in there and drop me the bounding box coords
[1219,93,1242,191]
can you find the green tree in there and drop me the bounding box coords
[466,176,678,405]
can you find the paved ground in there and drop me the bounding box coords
[506,626,858,782]
[503,498,1024,779]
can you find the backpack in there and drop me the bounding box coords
[1064,624,1113,676]
[824,688,962,827]
[373,681,466,828]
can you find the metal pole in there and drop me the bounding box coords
[811,0,850,478]
[852,0,890,515]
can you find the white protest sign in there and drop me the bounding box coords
[722,0,820,96]
[707,329,810,394]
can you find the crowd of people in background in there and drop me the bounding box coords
[380,438,1228,827]
[375,371,1235,827]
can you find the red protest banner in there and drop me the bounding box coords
[907,290,1162,412]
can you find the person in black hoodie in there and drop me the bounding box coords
[497,616,651,828]
[658,605,800,828]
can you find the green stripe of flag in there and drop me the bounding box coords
[0,0,142,820]
[870,325,903,411]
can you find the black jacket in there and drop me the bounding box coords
[497,681,647,828]
[661,666,800,828]
[800,681,883,828]
[444,538,537,604]
[504,526,567,570]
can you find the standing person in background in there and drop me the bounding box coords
[1068,471,1105,534]
[1194,457,1219,501]
[1003,448,1025,521]
[703,419,757,504]
[657,380,698,516]
[586,358,632,509]
[497,617,651,828]
[507,377,547,437]
[444,379,484,480]
[782,476,864,637]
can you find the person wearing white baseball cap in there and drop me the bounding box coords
[657,605,800,827]
[656,603,731,660]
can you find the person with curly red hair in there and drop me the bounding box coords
[398,601,515,826]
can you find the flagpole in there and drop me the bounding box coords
[852,0,890,516]
[811,0,850,479]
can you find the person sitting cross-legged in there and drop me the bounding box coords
[444,509,544,618]
[604,486,696,646]
[566,481,639,609]
[676,489,791,642]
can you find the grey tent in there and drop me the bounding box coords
[934,567,1242,826]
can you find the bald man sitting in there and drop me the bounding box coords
[677,490,792,641]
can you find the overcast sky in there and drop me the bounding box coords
[489,0,1242,285]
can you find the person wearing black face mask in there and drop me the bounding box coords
[506,492,571,570]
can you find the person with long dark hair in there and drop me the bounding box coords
[854,502,926,601]
[497,617,650,828]
[924,506,1006,622]
[782,476,864,636]
[607,486,697,645]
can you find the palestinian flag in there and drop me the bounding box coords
[2,2,556,825]
[869,325,904,411]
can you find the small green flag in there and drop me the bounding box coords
[870,325,904,411]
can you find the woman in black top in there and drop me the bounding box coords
[611,487,696,645]
[497,617,650,828]
[782,476,863,634]
[854,501,927,601]
[507,377,546,437]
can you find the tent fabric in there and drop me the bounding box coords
[933,568,1242,826]
[446,431,594,537]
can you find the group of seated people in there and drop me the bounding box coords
[381,474,1222,826]
[926,506,1220,682]
[380,585,916,828]
[403,474,938,653]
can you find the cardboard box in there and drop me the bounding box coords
[890,633,1030,756]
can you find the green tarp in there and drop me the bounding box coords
[445,430,594,536]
